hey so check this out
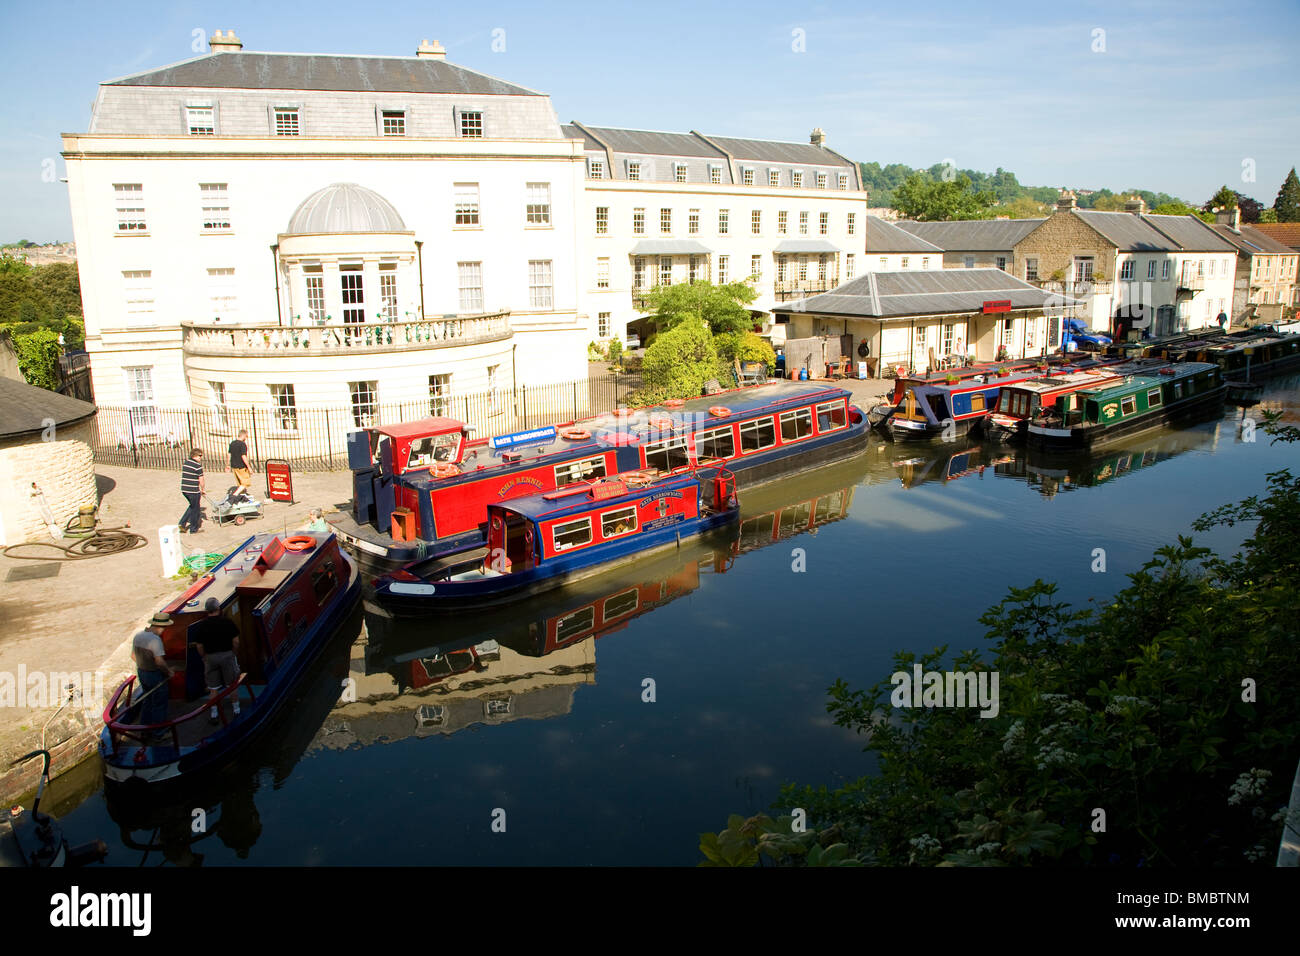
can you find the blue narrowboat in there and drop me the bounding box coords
[331,381,867,572]
[1026,361,1225,451]
[373,467,739,613]
[100,531,361,786]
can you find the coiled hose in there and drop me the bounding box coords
[2,525,149,561]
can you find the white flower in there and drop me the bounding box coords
[975,842,1001,856]
[1228,768,1272,806]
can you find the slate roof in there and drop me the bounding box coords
[865,216,943,253]
[895,218,1044,252]
[567,125,722,158]
[0,376,97,439]
[1142,214,1237,252]
[772,268,1079,320]
[698,134,854,168]
[1249,223,1300,250]
[105,51,543,96]
[1206,223,1296,257]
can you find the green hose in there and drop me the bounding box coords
[182,552,225,574]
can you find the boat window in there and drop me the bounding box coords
[552,517,592,551]
[312,559,336,602]
[779,408,814,441]
[998,391,1012,413]
[970,392,986,413]
[644,437,690,472]
[740,417,777,452]
[555,456,608,487]
[556,606,596,644]
[1174,383,1183,399]
[695,426,735,461]
[1147,388,1163,408]
[601,506,638,538]
[484,698,513,717]
[816,400,847,432]
[1120,395,1137,416]
[604,588,639,621]
[409,433,461,470]
[416,704,447,727]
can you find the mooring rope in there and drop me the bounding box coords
[2,526,149,561]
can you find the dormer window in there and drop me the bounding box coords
[628,161,642,182]
[588,159,604,179]
[186,106,215,136]
[709,165,722,184]
[274,107,299,136]
[459,110,483,138]
[674,163,687,183]
[741,168,754,186]
[381,110,406,136]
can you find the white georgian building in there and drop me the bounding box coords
[64,33,587,432]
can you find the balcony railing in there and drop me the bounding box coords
[182,312,511,356]
[1177,274,1206,292]
[774,278,837,302]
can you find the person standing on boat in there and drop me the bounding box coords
[193,597,242,726]
[131,612,174,730]
[179,448,205,534]
[228,429,253,493]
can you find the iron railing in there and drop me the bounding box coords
[92,373,642,472]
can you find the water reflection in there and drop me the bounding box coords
[102,607,363,865]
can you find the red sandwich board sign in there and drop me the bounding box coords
[982,300,1012,314]
[265,458,294,503]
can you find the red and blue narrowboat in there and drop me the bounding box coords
[372,467,739,613]
[100,530,360,786]
[330,381,866,572]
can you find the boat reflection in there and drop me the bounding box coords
[891,418,1226,498]
[325,457,867,746]
[101,606,363,864]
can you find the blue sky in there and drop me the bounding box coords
[3,0,1298,242]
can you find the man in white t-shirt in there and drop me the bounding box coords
[131,612,175,730]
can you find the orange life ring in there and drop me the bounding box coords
[664,399,686,408]
[648,415,674,430]
[284,535,316,552]
[560,427,591,440]
[433,462,461,478]
[708,406,732,418]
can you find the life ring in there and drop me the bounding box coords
[664,399,686,408]
[284,535,316,552]
[648,415,674,430]
[708,406,732,418]
[857,341,871,358]
[560,427,591,441]
[623,470,656,487]
[433,462,461,478]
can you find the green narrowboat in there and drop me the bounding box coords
[1025,362,1225,451]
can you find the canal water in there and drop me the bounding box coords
[54,375,1300,865]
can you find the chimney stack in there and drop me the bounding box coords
[1123,195,1147,215]
[209,30,243,53]
[1214,206,1242,233]
[1056,190,1077,212]
[416,39,447,59]
[810,128,825,147]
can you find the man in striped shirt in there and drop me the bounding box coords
[179,448,205,533]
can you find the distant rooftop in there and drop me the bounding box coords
[563,123,855,168]
[896,218,1043,252]
[865,216,943,254]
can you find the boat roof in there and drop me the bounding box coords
[1006,370,1124,394]
[1079,362,1217,400]
[378,417,464,439]
[406,381,849,487]
[165,531,335,615]
[492,471,701,522]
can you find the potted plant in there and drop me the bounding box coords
[945,373,960,384]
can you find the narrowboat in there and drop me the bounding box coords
[100,530,361,786]
[887,368,1054,442]
[330,381,867,572]
[1026,362,1225,451]
[372,467,739,613]
[984,368,1125,443]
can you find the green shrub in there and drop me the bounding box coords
[714,331,777,373]
[641,320,719,400]
[607,337,623,362]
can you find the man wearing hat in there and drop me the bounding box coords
[191,597,242,725]
[132,612,175,729]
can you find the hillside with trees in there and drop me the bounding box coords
[0,253,84,389]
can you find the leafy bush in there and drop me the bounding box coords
[704,422,1300,866]
[14,327,61,390]
[714,331,776,373]
[607,337,623,363]
[639,321,719,400]
[587,340,605,361]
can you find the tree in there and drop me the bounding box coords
[1091,194,1129,211]
[13,328,62,391]
[1205,184,1237,211]
[31,262,82,321]
[630,321,720,404]
[1257,207,1278,224]
[640,280,757,337]
[893,173,995,221]
[1274,168,1300,222]
[714,330,777,373]
[995,196,1049,219]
